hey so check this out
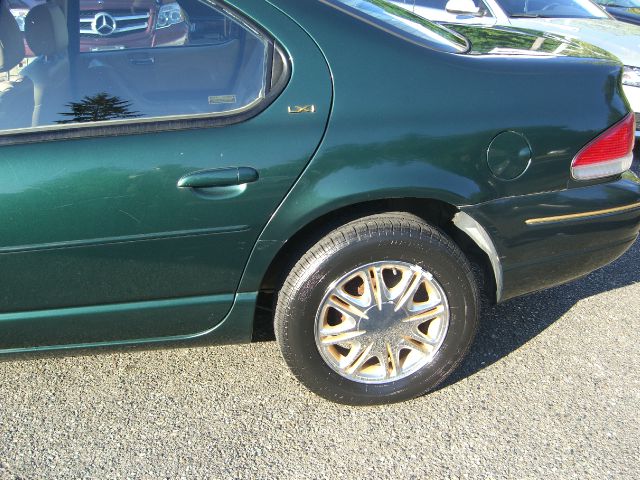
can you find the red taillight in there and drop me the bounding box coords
[571,113,636,180]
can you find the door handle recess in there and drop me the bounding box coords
[177,167,259,189]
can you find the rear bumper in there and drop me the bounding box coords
[462,171,640,302]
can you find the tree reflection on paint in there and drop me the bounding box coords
[56,92,140,124]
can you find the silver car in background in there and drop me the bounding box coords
[391,0,640,136]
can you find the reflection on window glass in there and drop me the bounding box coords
[389,0,494,20]
[0,0,270,133]
[324,0,468,53]
[78,0,190,52]
[57,93,141,124]
[597,0,640,6]
[494,0,608,18]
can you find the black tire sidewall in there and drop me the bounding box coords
[279,228,477,404]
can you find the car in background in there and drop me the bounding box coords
[390,0,640,135]
[595,0,640,26]
[8,0,189,53]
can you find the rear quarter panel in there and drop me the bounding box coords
[238,0,628,293]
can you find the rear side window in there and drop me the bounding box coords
[322,0,468,53]
[0,0,277,136]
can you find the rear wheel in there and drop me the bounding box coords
[274,213,479,405]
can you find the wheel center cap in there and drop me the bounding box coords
[361,301,406,339]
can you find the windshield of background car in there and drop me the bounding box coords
[495,0,609,18]
[597,0,640,7]
[322,0,468,53]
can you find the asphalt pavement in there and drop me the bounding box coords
[0,158,638,479]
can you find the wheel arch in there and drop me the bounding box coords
[246,196,501,338]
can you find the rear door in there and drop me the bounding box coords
[0,0,331,349]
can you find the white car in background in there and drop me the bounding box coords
[391,0,640,136]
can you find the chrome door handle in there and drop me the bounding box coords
[177,167,259,189]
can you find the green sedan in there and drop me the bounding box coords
[0,0,638,405]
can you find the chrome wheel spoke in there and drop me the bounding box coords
[364,266,384,310]
[386,267,414,301]
[404,303,445,323]
[320,329,367,345]
[382,342,401,379]
[408,278,442,312]
[319,313,357,336]
[370,345,389,378]
[394,269,425,311]
[336,342,362,370]
[345,342,374,374]
[404,328,439,350]
[389,342,402,377]
[332,286,368,310]
[326,295,368,321]
[315,261,450,385]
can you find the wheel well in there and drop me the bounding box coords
[252,198,496,340]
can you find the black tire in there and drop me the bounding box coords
[274,212,479,405]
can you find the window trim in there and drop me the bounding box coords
[0,1,291,147]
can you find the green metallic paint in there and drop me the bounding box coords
[236,0,635,295]
[463,172,640,301]
[0,0,331,349]
[2,0,640,356]
[1,292,257,354]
